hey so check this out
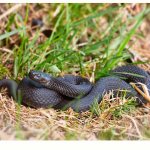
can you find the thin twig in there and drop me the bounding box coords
[90,61,96,83]
[0,48,13,54]
[0,4,25,20]
[130,82,150,102]
[123,115,143,138]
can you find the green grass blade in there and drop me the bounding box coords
[0,27,25,41]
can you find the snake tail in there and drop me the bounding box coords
[0,79,18,101]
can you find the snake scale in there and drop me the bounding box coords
[0,65,150,112]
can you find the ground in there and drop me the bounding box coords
[0,4,150,140]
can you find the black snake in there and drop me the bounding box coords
[0,65,150,112]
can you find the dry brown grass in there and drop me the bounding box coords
[0,87,150,140]
[0,4,150,140]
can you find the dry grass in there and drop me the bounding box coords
[0,4,150,140]
[0,86,150,140]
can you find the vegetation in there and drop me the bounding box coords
[0,4,150,140]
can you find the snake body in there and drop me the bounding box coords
[0,65,150,112]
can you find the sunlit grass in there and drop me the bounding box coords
[0,4,150,140]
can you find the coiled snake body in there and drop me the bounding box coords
[0,65,150,112]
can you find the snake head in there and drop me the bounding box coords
[29,70,52,84]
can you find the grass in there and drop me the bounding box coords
[0,4,150,140]
[2,4,148,78]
